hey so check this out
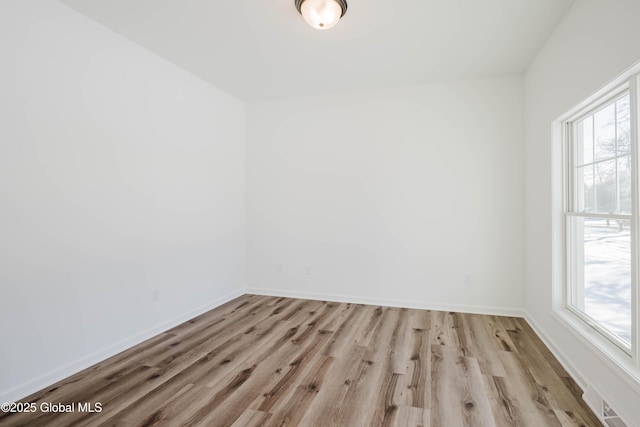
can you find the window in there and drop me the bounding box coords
[561,68,639,358]
[553,63,640,425]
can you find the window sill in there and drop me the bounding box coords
[553,308,640,394]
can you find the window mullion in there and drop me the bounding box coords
[569,123,576,213]
[630,73,640,365]
[616,101,620,213]
[593,111,597,213]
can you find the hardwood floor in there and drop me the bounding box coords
[0,295,602,426]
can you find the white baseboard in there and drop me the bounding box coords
[246,287,525,318]
[524,312,638,427]
[523,312,589,389]
[0,288,244,404]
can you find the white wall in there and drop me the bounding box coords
[0,0,245,401]
[247,77,524,315]
[524,0,640,424]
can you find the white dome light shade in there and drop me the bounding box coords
[296,0,347,30]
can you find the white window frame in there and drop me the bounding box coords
[553,63,640,384]
[565,85,634,353]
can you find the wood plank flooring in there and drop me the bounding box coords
[0,295,602,426]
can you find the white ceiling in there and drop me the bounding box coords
[60,0,574,101]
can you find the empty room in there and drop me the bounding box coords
[2,0,640,426]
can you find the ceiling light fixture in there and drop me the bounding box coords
[295,0,347,30]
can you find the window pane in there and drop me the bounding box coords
[577,116,594,165]
[618,156,632,214]
[617,95,631,156]
[594,103,616,160]
[570,217,632,346]
[594,159,616,213]
[577,165,594,212]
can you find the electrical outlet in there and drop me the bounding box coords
[463,274,471,286]
[152,289,159,302]
[305,266,311,276]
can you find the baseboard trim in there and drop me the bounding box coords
[0,288,244,404]
[524,312,638,427]
[523,312,589,389]
[246,287,525,318]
